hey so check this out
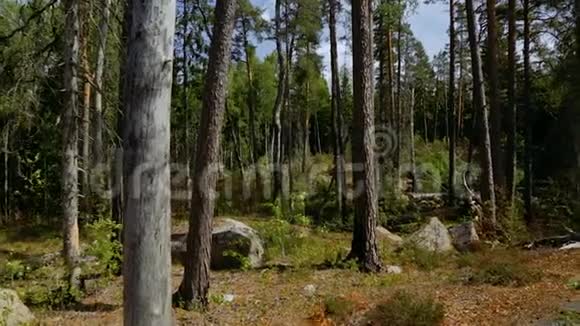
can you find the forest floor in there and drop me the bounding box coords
[1,217,580,325]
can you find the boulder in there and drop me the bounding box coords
[408,217,454,252]
[376,226,403,246]
[449,222,480,252]
[0,289,35,326]
[172,218,264,270]
[560,242,580,250]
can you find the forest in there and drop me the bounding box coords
[0,0,580,324]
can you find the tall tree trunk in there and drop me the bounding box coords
[122,0,175,323]
[111,0,132,231]
[3,124,8,223]
[183,0,192,210]
[62,0,81,290]
[486,0,505,192]
[175,0,237,308]
[302,44,311,173]
[523,0,533,222]
[92,0,111,195]
[448,0,456,204]
[80,1,92,197]
[409,88,417,191]
[466,0,497,227]
[271,0,286,201]
[329,0,347,222]
[506,0,517,204]
[242,19,261,202]
[349,0,381,272]
[395,1,402,190]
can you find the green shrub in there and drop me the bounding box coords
[324,295,357,317]
[85,219,122,276]
[396,244,447,271]
[253,218,304,259]
[370,290,445,326]
[1,260,29,281]
[22,283,81,309]
[466,260,541,287]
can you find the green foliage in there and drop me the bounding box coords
[458,251,542,287]
[253,218,305,259]
[85,219,122,276]
[22,283,81,309]
[556,311,580,325]
[394,244,447,271]
[223,250,252,271]
[0,260,29,281]
[371,291,445,326]
[567,279,580,290]
[323,295,357,317]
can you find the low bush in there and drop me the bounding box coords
[370,290,445,326]
[85,219,122,276]
[458,251,541,287]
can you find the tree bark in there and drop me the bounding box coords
[349,0,381,272]
[122,0,175,324]
[466,0,497,227]
[506,0,517,204]
[486,0,505,192]
[175,0,237,308]
[111,0,132,232]
[409,87,417,191]
[448,0,456,204]
[3,125,8,223]
[523,0,533,222]
[242,18,261,202]
[62,0,81,289]
[395,1,402,190]
[329,0,347,222]
[92,0,111,195]
[80,1,92,196]
[183,0,192,211]
[271,0,286,201]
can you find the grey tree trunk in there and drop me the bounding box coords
[329,0,347,222]
[183,0,192,211]
[349,0,381,272]
[62,0,81,289]
[506,0,517,204]
[122,0,175,324]
[395,1,402,190]
[448,0,456,204]
[175,0,237,308]
[92,0,111,194]
[523,0,533,221]
[271,0,286,200]
[486,0,505,192]
[466,0,497,227]
[409,88,417,192]
[3,124,8,223]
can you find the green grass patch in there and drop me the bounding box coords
[369,290,445,326]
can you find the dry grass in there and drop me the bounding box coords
[1,218,579,325]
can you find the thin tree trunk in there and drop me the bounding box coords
[448,0,456,204]
[272,0,286,201]
[409,88,417,192]
[242,19,261,201]
[506,0,517,204]
[329,0,347,222]
[62,0,81,290]
[395,2,402,189]
[175,0,237,308]
[93,0,111,195]
[80,2,92,196]
[111,0,132,232]
[183,0,192,210]
[487,0,505,192]
[466,0,497,227]
[349,0,381,272]
[3,124,8,223]
[523,0,533,222]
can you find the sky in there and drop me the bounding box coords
[251,0,449,80]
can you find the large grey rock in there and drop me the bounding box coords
[560,242,580,250]
[449,222,480,252]
[408,217,454,252]
[0,289,35,326]
[376,226,403,246]
[172,218,264,270]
